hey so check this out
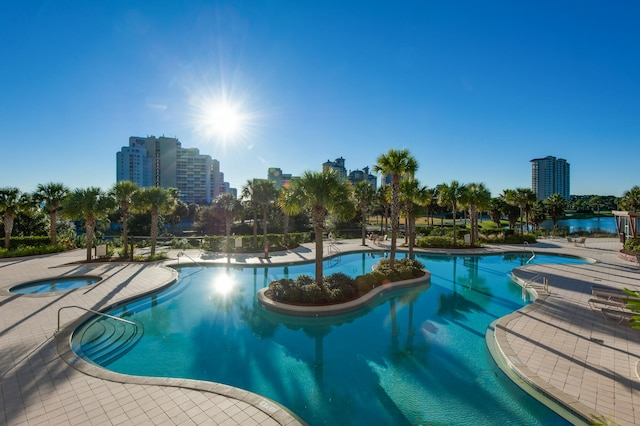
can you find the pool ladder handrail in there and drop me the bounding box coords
[524,241,535,264]
[56,305,140,334]
[521,273,549,294]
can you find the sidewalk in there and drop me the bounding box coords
[1,237,639,425]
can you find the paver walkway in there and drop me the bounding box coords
[0,237,638,425]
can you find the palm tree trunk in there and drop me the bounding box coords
[3,215,14,249]
[314,224,324,287]
[262,204,269,258]
[49,210,57,245]
[452,203,457,246]
[150,211,158,256]
[85,218,95,261]
[361,207,367,246]
[122,210,129,257]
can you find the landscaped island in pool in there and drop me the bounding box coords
[72,251,588,425]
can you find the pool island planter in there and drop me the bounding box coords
[257,269,431,317]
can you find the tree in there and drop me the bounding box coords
[373,148,418,269]
[213,193,243,260]
[168,200,189,234]
[63,187,115,261]
[488,197,506,228]
[544,193,567,231]
[132,187,177,256]
[437,181,466,246]
[529,201,547,231]
[0,187,31,249]
[400,178,428,258]
[504,188,536,235]
[353,181,376,246]
[620,186,640,212]
[375,185,391,234]
[281,170,354,287]
[240,180,259,249]
[33,182,69,245]
[252,179,278,258]
[461,183,491,246]
[109,181,139,257]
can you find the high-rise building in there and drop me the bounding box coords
[116,136,232,204]
[267,167,294,189]
[531,156,570,201]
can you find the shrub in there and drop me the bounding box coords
[0,244,66,258]
[417,236,454,247]
[624,237,640,253]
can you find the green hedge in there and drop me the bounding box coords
[201,232,313,252]
[0,244,66,258]
[4,236,51,250]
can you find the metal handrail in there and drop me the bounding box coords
[521,274,549,294]
[57,305,139,333]
[524,241,536,264]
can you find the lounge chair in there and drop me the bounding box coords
[601,308,637,325]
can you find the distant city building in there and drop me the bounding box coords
[323,157,377,189]
[347,166,378,190]
[116,135,234,204]
[322,157,347,180]
[267,167,295,189]
[531,156,570,201]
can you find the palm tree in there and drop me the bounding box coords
[252,179,278,258]
[240,179,259,249]
[620,186,640,212]
[529,201,547,231]
[168,200,189,234]
[505,188,536,235]
[544,193,567,231]
[63,187,115,261]
[376,185,391,234]
[488,197,505,228]
[0,187,30,249]
[373,148,418,269]
[353,181,376,246]
[132,187,177,256]
[461,183,491,246]
[400,178,428,259]
[281,170,354,287]
[33,182,69,245]
[437,180,466,246]
[213,193,243,260]
[277,186,294,245]
[109,180,139,257]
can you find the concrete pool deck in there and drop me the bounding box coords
[0,237,639,425]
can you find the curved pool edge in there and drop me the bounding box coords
[256,270,431,317]
[54,264,306,426]
[486,304,597,425]
[1,274,103,297]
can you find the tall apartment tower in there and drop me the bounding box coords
[530,156,570,201]
[117,136,222,204]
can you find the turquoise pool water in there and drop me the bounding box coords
[11,275,100,294]
[73,252,587,425]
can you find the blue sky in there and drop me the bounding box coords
[1,1,638,197]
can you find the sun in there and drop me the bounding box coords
[205,102,244,139]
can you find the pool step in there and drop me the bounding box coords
[78,317,143,366]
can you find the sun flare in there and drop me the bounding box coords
[205,102,244,139]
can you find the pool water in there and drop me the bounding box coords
[11,276,101,294]
[74,252,587,425]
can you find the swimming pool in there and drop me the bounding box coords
[73,251,587,425]
[10,275,101,294]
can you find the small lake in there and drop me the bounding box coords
[540,217,616,234]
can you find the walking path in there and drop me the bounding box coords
[0,237,638,425]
